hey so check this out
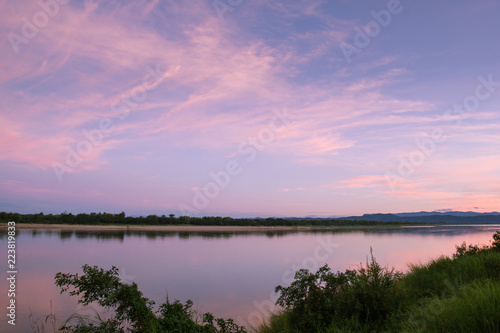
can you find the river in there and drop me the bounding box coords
[1,224,499,332]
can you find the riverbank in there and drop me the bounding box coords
[0,222,449,232]
[1,223,323,232]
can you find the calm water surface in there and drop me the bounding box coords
[1,224,499,332]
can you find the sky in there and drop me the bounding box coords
[0,0,499,218]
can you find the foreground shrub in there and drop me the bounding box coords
[492,231,500,250]
[55,265,246,333]
[273,249,402,332]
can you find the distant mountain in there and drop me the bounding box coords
[394,211,500,217]
[340,211,500,224]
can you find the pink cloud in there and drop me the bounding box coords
[1,0,439,175]
[335,175,389,189]
[280,187,306,192]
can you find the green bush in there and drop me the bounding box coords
[55,265,246,333]
[273,249,402,332]
[493,231,500,250]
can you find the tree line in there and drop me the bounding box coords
[0,211,412,227]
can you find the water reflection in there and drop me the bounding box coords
[373,225,500,237]
[0,224,498,241]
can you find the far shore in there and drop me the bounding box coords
[0,223,414,232]
[1,223,323,232]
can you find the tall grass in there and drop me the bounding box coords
[401,249,500,301]
[258,311,295,333]
[29,301,60,333]
[401,279,500,332]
